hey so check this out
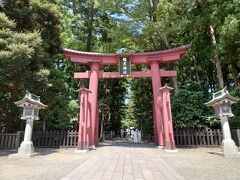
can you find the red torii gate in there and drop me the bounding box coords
[63,44,190,150]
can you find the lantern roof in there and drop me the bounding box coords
[205,87,240,107]
[14,91,47,109]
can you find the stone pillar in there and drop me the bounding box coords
[150,62,164,146]
[76,88,91,151]
[220,116,238,155]
[160,85,176,150]
[23,118,34,142]
[18,118,34,154]
[88,63,100,147]
[9,118,35,158]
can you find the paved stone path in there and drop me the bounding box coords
[61,143,184,180]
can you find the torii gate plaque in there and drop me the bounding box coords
[63,44,190,151]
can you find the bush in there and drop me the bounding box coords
[228,88,240,128]
[171,83,214,129]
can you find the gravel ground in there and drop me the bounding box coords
[0,145,240,180]
[155,147,240,180]
[0,148,93,180]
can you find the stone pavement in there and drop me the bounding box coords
[61,143,184,180]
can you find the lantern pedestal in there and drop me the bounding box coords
[18,141,34,154]
[9,118,36,159]
[221,140,239,155]
[220,116,239,156]
[9,143,36,158]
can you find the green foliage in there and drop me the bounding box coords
[227,88,240,128]
[0,0,78,132]
[98,65,127,134]
[0,11,44,132]
[1,0,240,135]
[122,70,154,137]
[0,12,15,28]
[122,99,137,128]
[171,83,214,129]
[131,78,153,136]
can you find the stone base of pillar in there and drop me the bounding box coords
[213,152,240,158]
[9,153,37,159]
[89,145,96,149]
[77,143,87,151]
[18,141,34,154]
[75,149,89,153]
[157,145,164,149]
[9,141,35,159]
[222,140,239,155]
[164,140,175,150]
[164,149,178,153]
[157,145,178,152]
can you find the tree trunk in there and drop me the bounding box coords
[6,113,15,133]
[209,25,224,89]
[0,114,2,133]
[43,119,46,132]
[151,33,159,50]
[230,60,240,87]
[86,23,93,51]
[193,55,201,84]
[170,77,179,95]
[100,113,105,142]
[148,0,160,50]
[159,33,179,95]
[213,56,224,89]
[6,79,21,133]
[85,2,94,52]
[107,112,111,139]
[159,33,171,49]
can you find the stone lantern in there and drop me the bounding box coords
[9,91,47,158]
[205,87,239,157]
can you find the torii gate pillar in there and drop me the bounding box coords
[76,87,91,151]
[88,63,100,147]
[150,62,164,146]
[159,85,176,150]
[95,103,99,145]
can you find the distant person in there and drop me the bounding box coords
[138,130,142,143]
[120,129,124,139]
[126,129,130,138]
[134,130,138,143]
[131,129,134,139]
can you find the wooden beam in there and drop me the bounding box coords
[74,70,177,79]
[64,44,191,65]
[100,71,152,78]
[160,69,177,77]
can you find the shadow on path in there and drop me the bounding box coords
[97,138,157,149]
[0,148,60,157]
[0,149,17,156]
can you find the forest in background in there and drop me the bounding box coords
[0,0,240,139]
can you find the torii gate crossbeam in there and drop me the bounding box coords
[74,70,176,79]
